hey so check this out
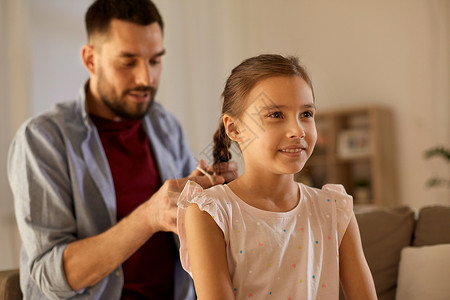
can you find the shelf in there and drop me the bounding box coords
[297,105,398,206]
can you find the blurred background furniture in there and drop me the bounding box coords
[296,105,397,206]
[340,205,450,300]
[0,269,22,300]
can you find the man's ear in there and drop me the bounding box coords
[81,45,96,75]
[223,114,241,142]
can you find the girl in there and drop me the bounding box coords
[177,54,377,300]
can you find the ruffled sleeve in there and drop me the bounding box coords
[322,184,354,245]
[177,180,229,275]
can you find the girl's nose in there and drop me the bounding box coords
[288,120,306,139]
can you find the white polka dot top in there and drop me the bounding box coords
[177,181,353,300]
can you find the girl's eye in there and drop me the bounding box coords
[268,112,283,119]
[301,111,314,118]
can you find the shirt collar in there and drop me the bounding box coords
[76,80,92,129]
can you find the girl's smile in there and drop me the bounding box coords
[278,142,307,156]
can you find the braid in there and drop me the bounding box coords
[213,122,232,165]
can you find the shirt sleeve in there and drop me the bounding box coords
[177,181,229,275]
[322,184,354,246]
[8,118,79,299]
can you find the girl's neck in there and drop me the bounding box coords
[228,171,299,212]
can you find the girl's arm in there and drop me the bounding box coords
[184,204,235,300]
[339,214,378,300]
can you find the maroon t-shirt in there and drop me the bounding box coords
[91,114,177,300]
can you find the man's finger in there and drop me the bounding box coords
[220,171,239,183]
[214,161,239,174]
[167,190,181,205]
[214,161,239,183]
[189,159,209,177]
[167,213,178,234]
[167,178,190,191]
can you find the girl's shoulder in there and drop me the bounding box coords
[177,181,233,216]
[299,183,353,245]
[321,183,348,194]
[300,182,351,199]
[299,182,353,212]
[177,181,235,247]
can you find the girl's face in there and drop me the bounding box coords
[231,75,317,176]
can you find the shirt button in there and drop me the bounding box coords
[115,270,120,277]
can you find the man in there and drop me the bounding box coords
[8,1,237,299]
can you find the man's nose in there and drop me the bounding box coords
[135,63,153,86]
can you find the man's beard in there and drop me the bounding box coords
[97,71,157,120]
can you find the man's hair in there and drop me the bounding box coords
[85,0,163,40]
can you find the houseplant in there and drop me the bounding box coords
[424,146,450,188]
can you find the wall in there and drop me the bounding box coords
[0,0,32,270]
[1,0,448,270]
[154,0,450,210]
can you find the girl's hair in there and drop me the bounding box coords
[213,54,314,165]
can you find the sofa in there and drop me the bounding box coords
[0,269,21,300]
[2,206,449,300]
[340,205,450,300]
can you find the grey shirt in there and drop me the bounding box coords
[8,85,197,300]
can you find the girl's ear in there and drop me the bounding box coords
[81,45,96,75]
[223,114,240,142]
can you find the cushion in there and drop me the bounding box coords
[396,244,450,300]
[413,205,450,246]
[354,206,415,300]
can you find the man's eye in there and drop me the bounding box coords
[150,59,161,66]
[122,61,136,67]
[268,112,283,119]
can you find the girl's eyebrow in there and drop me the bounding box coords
[259,104,285,112]
[304,103,317,110]
[259,103,316,112]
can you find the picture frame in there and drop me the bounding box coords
[337,129,372,159]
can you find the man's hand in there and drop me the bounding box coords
[211,160,239,183]
[64,160,225,291]
[144,160,226,234]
